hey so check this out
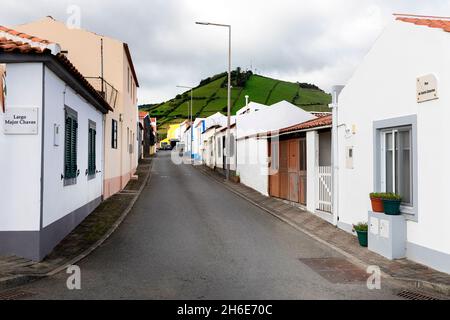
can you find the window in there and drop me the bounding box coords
[299,138,307,171]
[64,106,78,185]
[111,119,118,149]
[217,138,221,157]
[381,127,412,206]
[88,120,96,177]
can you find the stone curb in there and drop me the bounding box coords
[0,160,153,291]
[197,166,450,297]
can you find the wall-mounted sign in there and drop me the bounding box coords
[417,74,438,103]
[3,107,38,135]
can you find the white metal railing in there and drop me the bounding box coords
[317,166,332,213]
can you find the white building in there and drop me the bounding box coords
[333,14,450,273]
[192,118,205,162]
[0,31,111,261]
[213,124,237,176]
[201,124,221,169]
[236,100,315,195]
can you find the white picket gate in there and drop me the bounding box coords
[317,166,332,213]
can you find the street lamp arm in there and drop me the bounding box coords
[195,22,231,28]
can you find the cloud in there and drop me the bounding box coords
[1,0,449,104]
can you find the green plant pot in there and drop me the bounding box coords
[355,230,368,247]
[383,199,402,215]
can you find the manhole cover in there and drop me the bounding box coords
[397,290,440,301]
[299,257,368,284]
[0,289,34,300]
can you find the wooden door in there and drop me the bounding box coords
[279,140,289,200]
[269,140,280,198]
[288,139,300,203]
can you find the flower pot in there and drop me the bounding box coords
[355,230,368,247]
[383,199,402,215]
[370,197,384,213]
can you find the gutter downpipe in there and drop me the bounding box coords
[330,85,345,227]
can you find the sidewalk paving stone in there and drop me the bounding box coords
[197,165,450,297]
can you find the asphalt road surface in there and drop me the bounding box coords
[8,152,404,299]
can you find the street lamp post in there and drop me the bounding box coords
[176,85,194,163]
[196,21,232,180]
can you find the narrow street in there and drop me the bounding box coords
[11,152,403,299]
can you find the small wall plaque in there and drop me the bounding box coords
[3,107,38,135]
[417,74,438,103]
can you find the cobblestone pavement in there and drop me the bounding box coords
[0,158,152,290]
[196,165,450,298]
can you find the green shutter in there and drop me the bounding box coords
[64,116,72,178]
[88,127,96,175]
[72,119,78,178]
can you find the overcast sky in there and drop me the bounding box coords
[1,0,449,104]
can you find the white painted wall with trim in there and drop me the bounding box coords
[336,20,450,273]
[0,63,42,231]
[42,66,104,227]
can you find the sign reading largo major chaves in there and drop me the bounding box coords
[417,74,438,103]
[3,107,38,135]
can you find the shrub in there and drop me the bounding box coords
[353,222,368,232]
[382,193,402,201]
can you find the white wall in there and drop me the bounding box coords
[237,137,268,196]
[236,101,315,197]
[337,21,450,272]
[0,63,43,231]
[42,66,104,227]
[214,127,237,172]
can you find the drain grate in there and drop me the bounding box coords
[397,290,440,301]
[0,289,34,300]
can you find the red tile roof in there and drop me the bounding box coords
[278,115,332,134]
[139,111,148,119]
[0,25,53,44]
[0,36,113,113]
[0,37,48,54]
[395,14,450,32]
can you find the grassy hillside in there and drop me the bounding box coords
[141,70,331,137]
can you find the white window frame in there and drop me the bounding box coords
[374,115,417,221]
[380,127,413,213]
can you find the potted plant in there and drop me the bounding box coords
[369,192,384,213]
[381,193,402,215]
[353,222,368,247]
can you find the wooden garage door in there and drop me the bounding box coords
[288,139,300,203]
[279,140,289,200]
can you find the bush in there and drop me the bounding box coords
[370,192,402,201]
[353,222,368,232]
[382,193,402,201]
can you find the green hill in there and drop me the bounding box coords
[140,69,331,137]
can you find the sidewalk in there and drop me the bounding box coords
[197,165,450,297]
[0,158,153,291]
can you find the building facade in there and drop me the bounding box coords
[0,31,111,261]
[333,15,450,273]
[16,17,140,199]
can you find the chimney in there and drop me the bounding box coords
[245,95,249,107]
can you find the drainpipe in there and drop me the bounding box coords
[330,85,345,227]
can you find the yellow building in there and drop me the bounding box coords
[16,17,139,199]
[160,123,182,148]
